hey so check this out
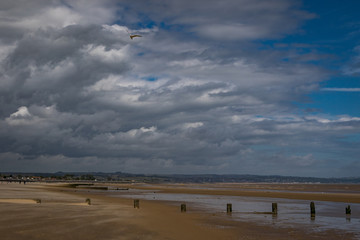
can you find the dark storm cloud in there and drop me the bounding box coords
[0,24,129,116]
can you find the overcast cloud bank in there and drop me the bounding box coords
[1,0,359,177]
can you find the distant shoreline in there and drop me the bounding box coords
[2,172,360,184]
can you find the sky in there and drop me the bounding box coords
[0,0,360,177]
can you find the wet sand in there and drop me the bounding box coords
[0,182,358,239]
[119,183,360,203]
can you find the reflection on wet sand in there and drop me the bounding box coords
[105,183,360,238]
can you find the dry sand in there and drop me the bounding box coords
[0,199,39,204]
[0,182,358,240]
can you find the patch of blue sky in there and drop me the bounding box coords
[301,0,360,40]
[304,75,360,117]
[273,1,360,69]
[320,76,360,89]
[284,1,360,117]
[298,90,360,117]
[142,76,158,82]
[113,4,157,29]
[135,18,157,29]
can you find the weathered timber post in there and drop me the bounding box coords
[272,203,278,215]
[346,205,351,215]
[181,203,186,212]
[310,201,316,219]
[227,203,232,214]
[86,198,91,205]
[134,199,140,209]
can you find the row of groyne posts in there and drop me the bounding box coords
[133,199,353,219]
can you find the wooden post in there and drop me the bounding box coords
[346,205,351,215]
[134,199,140,209]
[181,203,186,212]
[227,203,232,214]
[310,201,315,218]
[272,203,278,215]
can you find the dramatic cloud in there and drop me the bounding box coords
[120,0,315,40]
[0,0,359,177]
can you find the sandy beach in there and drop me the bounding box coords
[0,182,358,239]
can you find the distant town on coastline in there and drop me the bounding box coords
[1,172,360,184]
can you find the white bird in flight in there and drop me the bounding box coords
[130,34,142,39]
[127,30,142,40]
